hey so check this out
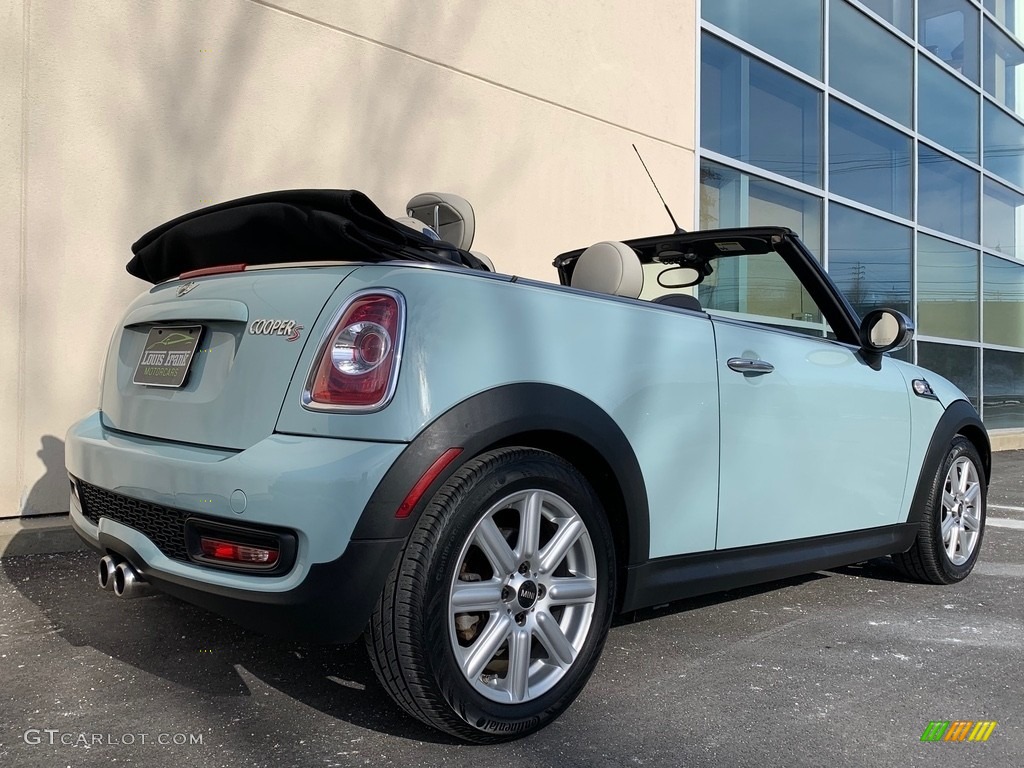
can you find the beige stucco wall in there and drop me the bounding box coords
[2,0,697,516]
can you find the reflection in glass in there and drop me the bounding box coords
[702,0,822,77]
[917,342,979,408]
[984,0,1024,41]
[983,19,1024,118]
[983,254,1024,347]
[984,100,1024,187]
[918,145,980,241]
[829,100,912,216]
[919,54,980,161]
[830,0,913,125]
[919,0,979,82]
[699,160,824,256]
[827,203,912,318]
[917,234,979,340]
[701,34,822,185]
[983,178,1024,259]
[983,348,1024,428]
[698,251,826,333]
[858,0,913,32]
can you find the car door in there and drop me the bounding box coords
[702,248,911,550]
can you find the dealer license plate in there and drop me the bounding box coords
[132,325,203,388]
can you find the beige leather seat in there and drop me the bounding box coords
[570,241,644,298]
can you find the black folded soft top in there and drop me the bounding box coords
[127,189,485,284]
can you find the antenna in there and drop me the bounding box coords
[632,144,686,234]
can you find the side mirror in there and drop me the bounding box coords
[859,309,914,353]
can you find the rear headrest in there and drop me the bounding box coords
[406,192,475,250]
[393,216,440,240]
[570,241,643,298]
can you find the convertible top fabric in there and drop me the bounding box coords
[127,189,484,284]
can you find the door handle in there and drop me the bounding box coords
[727,357,775,375]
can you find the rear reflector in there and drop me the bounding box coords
[199,536,279,566]
[395,447,464,518]
[178,263,247,280]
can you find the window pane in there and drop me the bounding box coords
[919,54,980,161]
[984,178,1024,258]
[917,342,980,407]
[919,0,980,82]
[917,234,979,340]
[983,19,1024,118]
[701,34,822,185]
[983,348,1024,427]
[983,254,1024,346]
[858,0,913,32]
[984,0,1024,40]
[829,100,912,215]
[983,99,1024,187]
[699,250,828,335]
[828,203,913,318]
[700,161,824,255]
[702,0,823,77]
[918,145,980,241]
[830,0,913,125]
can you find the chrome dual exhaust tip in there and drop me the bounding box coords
[113,560,153,599]
[97,555,119,591]
[98,555,153,598]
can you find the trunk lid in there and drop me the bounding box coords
[100,267,356,449]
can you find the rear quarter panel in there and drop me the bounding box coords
[276,264,721,559]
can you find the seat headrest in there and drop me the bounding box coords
[652,293,702,311]
[570,241,643,298]
[393,216,441,240]
[406,192,475,250]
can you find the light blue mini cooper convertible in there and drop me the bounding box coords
[67,189,989,741]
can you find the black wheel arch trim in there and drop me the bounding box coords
[905,399,990,527]
[351,383,651,566]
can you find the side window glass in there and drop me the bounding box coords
[698,252,832,337]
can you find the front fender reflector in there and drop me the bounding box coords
[395,448,464,519]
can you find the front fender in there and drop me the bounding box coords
[905,399,990,528]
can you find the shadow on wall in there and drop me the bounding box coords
[19,435,67,517]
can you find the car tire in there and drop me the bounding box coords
[365,447,616,742]
[892,435,986,584]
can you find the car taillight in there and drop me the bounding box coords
[305,290,405,410]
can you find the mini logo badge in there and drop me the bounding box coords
[248,319,303,342]
[176,281,198,297]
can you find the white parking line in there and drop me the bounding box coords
[991,504,1024,513]
[988,517,1024,530]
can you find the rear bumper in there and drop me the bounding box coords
[73,513,403,643]
[66,410,408,642]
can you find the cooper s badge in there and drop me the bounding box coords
[248,319,303,342]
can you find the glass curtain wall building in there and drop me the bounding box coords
[699,0,1024,429]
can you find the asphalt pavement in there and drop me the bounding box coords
[1,452,1022,767]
